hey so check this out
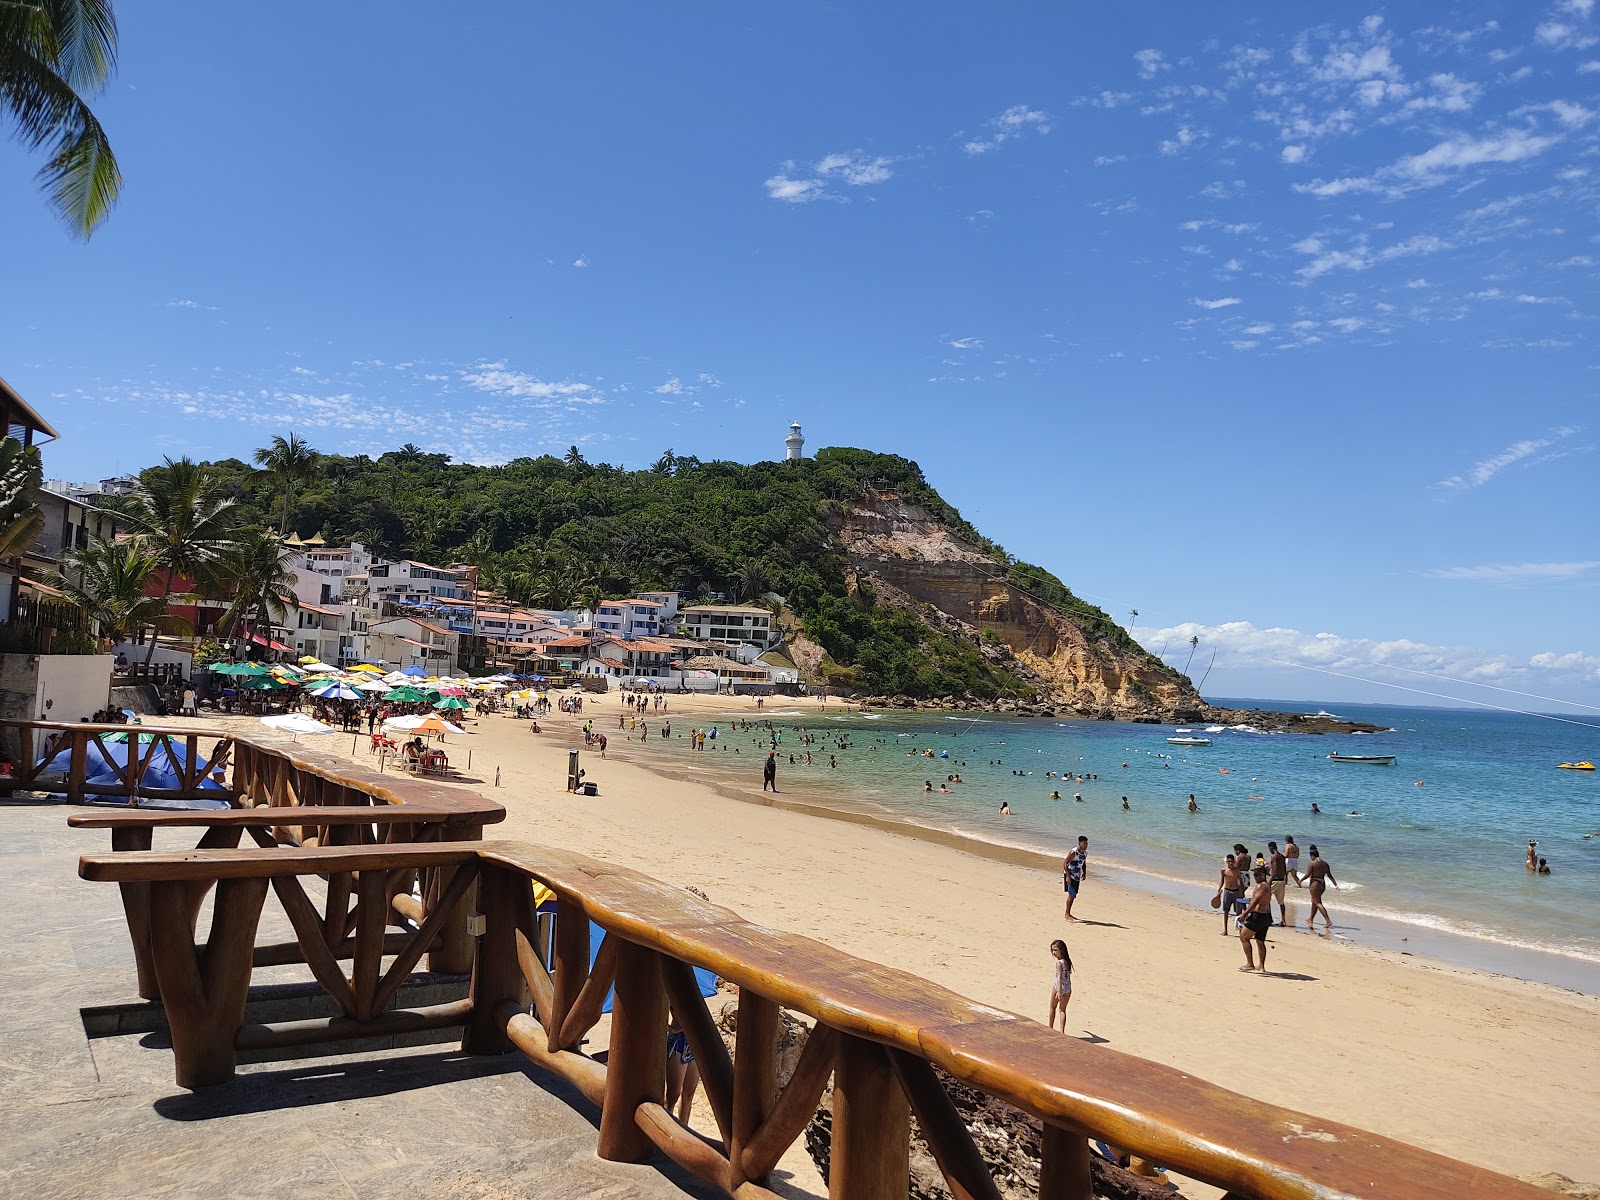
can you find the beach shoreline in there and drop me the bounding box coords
[176,694,1599,1185]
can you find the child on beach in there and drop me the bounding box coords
[1048,939,1073,1031]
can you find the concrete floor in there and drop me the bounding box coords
[0,798,788,1200]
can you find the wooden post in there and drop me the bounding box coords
[596,939,666,1163]
[463,864,520,1054]
[729,989,780,1188]
[428,822,482,974]
[67,732,87,805]
[111,826,158,1000]
[150,875,268,1089]
[1038,1123,1093,1200]
[548,894,590,1048]
[831,1035,909,1200]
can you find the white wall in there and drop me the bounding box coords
[34,654,114,722]
[108,641,193,672]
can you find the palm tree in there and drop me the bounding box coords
[393,443,425,464]
[0,0,122,238]
[563,445,586,468]
[1127,607,1139,629]
[734,558,769,603]
[120,457,236,664]
[1183,634,1201,676]
[652,448,676,475]
[0,436,45,557]
[213,530,298,655]
[53,536,187,647]
[252,433,317,536]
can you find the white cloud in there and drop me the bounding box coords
[947,337,984,349]
[1537,20,1599,49]
[1281,143,1307,163]
[1429,561,1600,583]
[962,105,1052,155]
[1133,49,1169,79]
[460,367,604,405]
[1241,323,1275,335]
[764,173,826,203]
[1291,233,1448,279]
[1580,60,1600,72]
[1436,426,1580,489]
[1297,127,1563,199]
[1094,154,1128,167]
[815,150,894,185]
[1549,99,1596,126]
[572,255,589,268]
[1193,296,1243,309]
[653,377,690,396]
[166,298,219,311]
[1159,126,1206,155]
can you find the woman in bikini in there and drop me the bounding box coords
[1048,939,1073,1031]
[1304,844,1338,930]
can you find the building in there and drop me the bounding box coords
[360,615,457,670]
[42,475,137,503]
[676,603,777,649]
[593,598,666,640]
[785,422,805,460]
[297,541,373,584]
[357,559,466,607]
[581,637,680,682]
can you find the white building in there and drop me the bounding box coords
[676,603,777,649]
[361,559,466,605]
[298,542,373,585]
[360,615,457,670]
[785,422,805,461]
[594,598,667,640]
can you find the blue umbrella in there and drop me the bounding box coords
[309,681,362,701]
[400,664,428,678]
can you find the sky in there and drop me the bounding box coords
[3,2,1598,715]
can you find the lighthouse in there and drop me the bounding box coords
[785,422,805,461]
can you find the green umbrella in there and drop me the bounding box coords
[235,675,286,691]
[386,686,429,703]
[212,661,271,676]
[433,695,470,710]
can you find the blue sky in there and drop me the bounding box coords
[5,2,1598,714]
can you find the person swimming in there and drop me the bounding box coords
[1050,790,1062,800]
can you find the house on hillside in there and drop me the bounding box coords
[361,615,456,670]
[676,603,777,649]
[593,598,665,640]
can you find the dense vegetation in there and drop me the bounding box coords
[108,442,1156,698]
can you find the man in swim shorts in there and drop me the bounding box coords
[1063,836,1088,923]
[1267,841,1289,925]
[1283,834,1302,886]
[1238,866,1274,972]
[1216,853,1243,935]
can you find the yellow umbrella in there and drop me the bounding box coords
[349,663,385,674]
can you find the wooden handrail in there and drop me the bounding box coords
[68,806,491,829]
[75,837,1553,1200]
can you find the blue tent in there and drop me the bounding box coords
[41,738,231,808]
[589,921,717,1013]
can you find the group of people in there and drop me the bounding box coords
[1211,836,1339,972]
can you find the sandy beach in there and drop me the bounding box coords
[186,693,1600,1188]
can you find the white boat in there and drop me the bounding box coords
[1326,753,1396,765]
[1167,736,1212,746]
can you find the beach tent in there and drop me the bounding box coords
[38,739,230,806]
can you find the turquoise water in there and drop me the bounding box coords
[724,699,1600,976]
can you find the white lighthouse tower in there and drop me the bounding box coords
[785,422,805,461]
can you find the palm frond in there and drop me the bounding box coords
[40,0,117,92]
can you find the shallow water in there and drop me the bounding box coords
[657,699,1600,981]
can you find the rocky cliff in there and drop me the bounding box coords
[830,492,1198,718]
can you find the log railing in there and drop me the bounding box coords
[1,719,236,805]
[79,838,1553,1200]
[59,725,506,995]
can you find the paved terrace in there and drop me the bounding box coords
[0,798,752,1200]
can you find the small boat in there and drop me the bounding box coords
[1558,761,1596,771]
[1327,753,1396,765]
[1167,736,1212,746]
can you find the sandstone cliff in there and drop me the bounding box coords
[829,492,1199,718]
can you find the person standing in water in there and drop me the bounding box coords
[762,751,777,793]
[1047,939,1073,1031]
[1284,834,1303,886]
[1187,794,1200,813]
[1304,845,1338,930]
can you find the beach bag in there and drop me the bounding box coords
[1209,894,1221,909]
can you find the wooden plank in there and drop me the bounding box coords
[886,1047,1002,1200]
[428,822,483,974]
[503,1007,606,1106]
[71,807,469,828]
[635,1101,733,1192]
[110,825,157,1000]
[464,865,523,1054]
[512,881,555,1028]
[662,955,734,1146]
[830,1034,909,1200]
[597,939,666,1163]
[78,841,486,883]
[235,999,472,1050]
[729,990,779,1189]
[549,894,590,1046]
[740,1021,838,1183]
[371,860,479,1015]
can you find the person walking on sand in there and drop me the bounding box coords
[1267,841,1290,926]
[1063,836,1088,923]
[1048,939,1073,1031]
[1216,853,1244,935]
[1238,866,1274,972]
[1304,845,1338,929]
[1284,834,1303,886]
[762,750,777,793]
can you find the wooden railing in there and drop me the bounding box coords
[0,720,235,805]
[79,836,1553,1200]
[55,724,506,996]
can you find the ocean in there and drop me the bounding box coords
[659,698,1600,992]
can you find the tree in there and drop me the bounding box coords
[1183,634,1200,676]
[652,448,676,475]
[0,436,45,557]
[213,530,297,653]
[563,445,586,468]
[252,433,317,536]
[52,536,188,646]
[1127,607,1139,629]
[734,558,769,603]
[0,0,122,238]
[120,457,236,664]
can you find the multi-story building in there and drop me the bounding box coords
[594,598,667,640]
[359,559,466,607]
[360,615,457,670]
[676,603,777,648]
[298,542,373,585]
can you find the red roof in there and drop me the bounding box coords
[544,636,592,649]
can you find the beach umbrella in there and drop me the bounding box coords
[212,661,271,676]
[297,655,321,665]
[433,695,470,710]
[349,663,385,674]
[309,681,362,701]
[384,714,466,736]
[355,679,392,694]
[236,675,286,691]
[436,684,468,696]
[381,671,412,686]
[385,686,430,703]
[400,664,428,678]
[260,713,337,735]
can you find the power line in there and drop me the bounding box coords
[1326,653,1600,714]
